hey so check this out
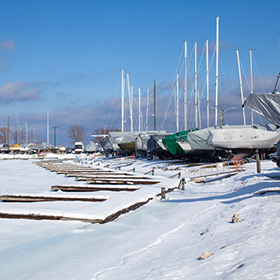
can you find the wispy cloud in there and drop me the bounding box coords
[0,81,42,103]
[52,72,96,87]
[0,39,15,51]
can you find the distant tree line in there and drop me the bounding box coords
[0,127,43,145]
[67,125,120,146]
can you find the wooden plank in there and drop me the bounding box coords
[189,170,239,182]
[65,172,130,177]
[71,175,150,180]
[0,199,152,223]
[51,185,139,192]
[0,212,103,223]
[57,169,109,174]
[87,179,160,185]
[0,195,106,202]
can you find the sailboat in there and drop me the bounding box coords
[207,124,280,150]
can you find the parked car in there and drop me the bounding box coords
[74,142,84,154]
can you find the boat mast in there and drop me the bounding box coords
[138,88,141,132]
[121,69,125,132]
[236,50,246,125]
[176,74,179,132]
[249,49,254,125]
[26,121,28,145]
[7,116,10,145]
[146,89,149,131]
[194,42,198,129]
[130,85,134,132]
[184,41,188,130]
[206,39,210,128]
[215,16,219,126]
[16,114,19,144]
[154,79,156,130]
[47,109,49,143]
[127,74,134,132]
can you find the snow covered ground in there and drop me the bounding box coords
[0,156,279,279]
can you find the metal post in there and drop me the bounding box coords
[53,126,57,147]
[161,187,166,200]
[256,150,261,173]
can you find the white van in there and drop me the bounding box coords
[74,142,84,154]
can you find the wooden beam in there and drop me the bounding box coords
[0,195,106,202]
[51,185,139,192]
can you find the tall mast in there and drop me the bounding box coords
[176,74,179,132]
[146,89,149,131]
[26,121,28,145]
[184,41,188,130]
[215,16,219,126]
[16,114,19,144]
[154,79,156,130]
[7,116,10,145]
[236,50,246,125]
[121,69,125,132]
[6,116,9,145]
[206,39,210,128]
[130,85,134,132]
[138,88,141,132]
[47,109,49,143]
[127,74,134,132]
[194,42,198,129]
[249,49,254,125]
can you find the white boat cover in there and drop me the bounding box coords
[243,93,280,125]
[85,141,97,152]
[108,132,136,151]
[187,128,215,151]
[208,127,280,149]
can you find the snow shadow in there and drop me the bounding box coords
[164,179,280,205]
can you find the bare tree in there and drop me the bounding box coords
[68,124,86,145]
[10,128,27,145]
[0,127,11,144]
[93,128,120,145]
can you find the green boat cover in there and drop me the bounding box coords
[162,130,194,155]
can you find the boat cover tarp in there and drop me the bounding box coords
[147,134,170,153]
[135,131,167,151]
[85,141,97,152]
[244,93,280,125]
[187,128,215,151]
[108,132,135,151]
[162,130,192,155]
[208,127,280,149]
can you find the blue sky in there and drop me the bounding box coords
[0,0,280,146]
